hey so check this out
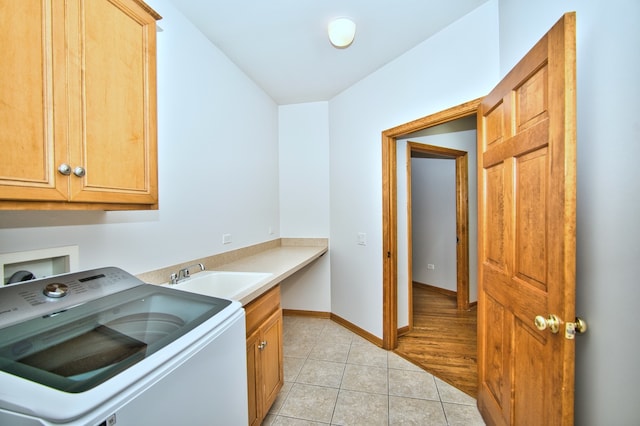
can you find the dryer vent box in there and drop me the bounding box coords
[0,246,79,285]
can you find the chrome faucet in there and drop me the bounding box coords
[169,263,205,284]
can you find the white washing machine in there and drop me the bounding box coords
[0,267,248,425]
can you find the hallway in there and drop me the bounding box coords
[396,283,478,397]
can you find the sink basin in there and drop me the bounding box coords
[170,271,273,300]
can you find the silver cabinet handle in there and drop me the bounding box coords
[258,341,267,350]
[58,164,72,176]
[73,166,86,177]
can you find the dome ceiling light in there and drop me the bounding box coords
[328,17,356,48]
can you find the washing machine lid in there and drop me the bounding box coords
[0,283,231,393]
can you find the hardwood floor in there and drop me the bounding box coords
[395,283,478,397]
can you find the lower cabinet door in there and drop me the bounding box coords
[260,310,284,411]
[246,329,260,426]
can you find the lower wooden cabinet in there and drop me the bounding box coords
[245,285,283,426]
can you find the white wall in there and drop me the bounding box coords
[328,1,499,337]
[278,102,331,312]
[0,0,280,276]
[411,158,457,291]
[499,1,640,423]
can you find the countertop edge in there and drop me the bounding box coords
[234,246,327,306]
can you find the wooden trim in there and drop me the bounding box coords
[282,309,331,319]
[384,98,483,138]
[330,313,384,347]
[405,144,414,334]
[397,325,411,336]
[283,310,384,347]
[455,153,470,310]
[382,133,397,349]
[130,0,163,20]
[0,201,158,210]
[413,281,457,298]
[381,97,482,350]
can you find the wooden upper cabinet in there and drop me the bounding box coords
[0,0,161,210]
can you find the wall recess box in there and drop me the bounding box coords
[0,246,79,285]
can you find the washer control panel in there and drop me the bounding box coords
[0,267,145,329]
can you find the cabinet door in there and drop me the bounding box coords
[66,0,158,205]
[260,309,284,412]
[0,0,68,201]
[246,328,260,426]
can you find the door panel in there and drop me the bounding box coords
[67,0,158,204]
[477,13,576,425]
[0,0,67,201]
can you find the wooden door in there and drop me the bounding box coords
[0,0,68,202]
[66,0,158,205]
[477,13,576,426]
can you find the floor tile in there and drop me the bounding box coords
[318,322,357,345]
[442,402,486,426]
[283,356,305,382]
[340,363,388,394]
[272,416,329,425]
[284,338,315,358]
[388,395,447,425]
[274,316,485,426]
[270,381,293,414]
[308,341,351,363]
[435,378,477,405]
[346,341,388,368]
[387,352,424,371]
[331,389,388,426]
[278,383,339,423]
[296,359,345,388]
[388,368,439,401]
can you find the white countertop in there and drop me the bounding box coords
[141,240,327,306]
[212,244,327,305]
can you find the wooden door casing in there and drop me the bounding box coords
[477,13,577,426]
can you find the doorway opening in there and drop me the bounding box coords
[407,141,470,319]
[381,98,481,350]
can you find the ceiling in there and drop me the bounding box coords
[168,1,489,105]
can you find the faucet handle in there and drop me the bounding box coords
[169,273,178,285]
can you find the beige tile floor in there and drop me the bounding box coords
[263,316,485,426]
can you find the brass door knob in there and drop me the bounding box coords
[534,314,560,333]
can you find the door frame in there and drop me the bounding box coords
[382,97,481,350]
[407,142,470,316]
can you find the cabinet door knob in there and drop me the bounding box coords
[58,164,72,176]
[258,341,267,350]
[73,166,86,177]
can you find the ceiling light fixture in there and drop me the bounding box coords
[328,17,356,48]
